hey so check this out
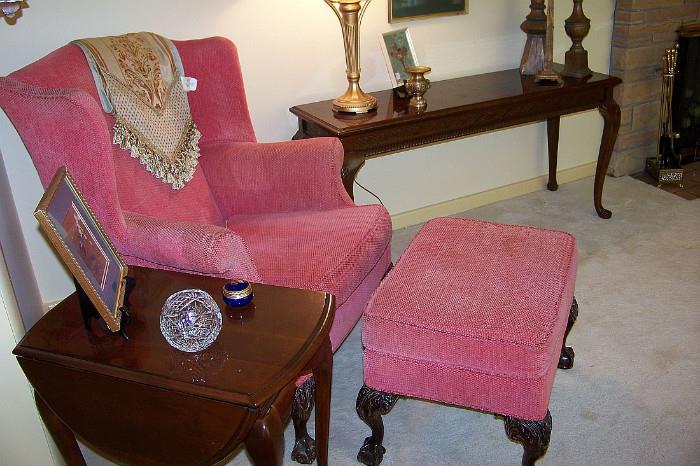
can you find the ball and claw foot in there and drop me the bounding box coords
[356,384,399,466]
[558,297,579,369]
[559,346,575,369]
[504,410,552,466]
[291,378,316,464]
[358,437,387,466]
[291,436,316,464]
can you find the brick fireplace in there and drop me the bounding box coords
[609,0,700,176]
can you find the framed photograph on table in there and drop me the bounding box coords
[35,167,128,332]
[389,0,468,23]
[380,28,419,89]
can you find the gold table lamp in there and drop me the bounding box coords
[324,0,377,113]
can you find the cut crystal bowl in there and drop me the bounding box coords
[160,289,222,352]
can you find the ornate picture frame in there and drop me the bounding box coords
[389,0,468,24]
[35,167,128,331]
[380,28,419,89]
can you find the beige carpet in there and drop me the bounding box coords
[82,176,700,466]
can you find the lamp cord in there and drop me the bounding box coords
[354,180,384,206]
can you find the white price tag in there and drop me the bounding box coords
[181,76,198,91]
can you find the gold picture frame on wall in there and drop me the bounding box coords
[389,0,468,24]
[35,167,128,332]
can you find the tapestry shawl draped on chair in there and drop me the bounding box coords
[74,32,201,189]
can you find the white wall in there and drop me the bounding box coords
[0,151,44,329]
[0,245,60,466]
[0,0,615,306]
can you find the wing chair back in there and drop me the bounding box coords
[0,37,256,247]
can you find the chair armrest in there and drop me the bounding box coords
[121,212,260,281]
[199,138,354,217]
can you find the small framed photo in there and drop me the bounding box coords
[380,28,419,89]
[35,167,128,332]
[389,0,468,24]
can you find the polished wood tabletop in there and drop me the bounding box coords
[15,266,335,466]
[291,66,621,218]
[292,67,618,133]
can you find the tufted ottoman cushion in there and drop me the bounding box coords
[362,217,577,421]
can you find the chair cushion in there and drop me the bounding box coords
[362,217,577,419]
[227,205,392,310]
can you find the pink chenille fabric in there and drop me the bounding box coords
[0,37,392,371]
[362,217,577,420]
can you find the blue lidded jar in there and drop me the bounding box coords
[222,280,254,307]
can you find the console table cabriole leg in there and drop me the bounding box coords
[558,297,579,369]
[356,384,399,466]
[503,410,552,466]
[35,394,87,466]
[595,95,621,219]
[291,378,316,464]
[341,155,365,200]
[547,117,561,191]
[292,120,307,141]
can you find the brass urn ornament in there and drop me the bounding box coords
[535,0,563,85]
[520,0,546,75]
[562,0,592,78]
[324,0,377,114]
[404,66,431,110]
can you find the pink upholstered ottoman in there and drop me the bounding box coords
[356,217,578,466]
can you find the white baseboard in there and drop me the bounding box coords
[391,162,597,230]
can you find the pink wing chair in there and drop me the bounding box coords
[0,36,392,462]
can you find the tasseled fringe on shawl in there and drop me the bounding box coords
[113,119,202,190]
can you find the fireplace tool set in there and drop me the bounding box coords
[646,44,684,187]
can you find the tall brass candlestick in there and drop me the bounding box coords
[325,0,377,113]
[535,0,563,85]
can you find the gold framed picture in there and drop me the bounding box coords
[389,0,468,24]
[35,167,128,331]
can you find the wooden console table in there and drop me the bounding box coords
[291,66,621,219]
[14,267,334,466]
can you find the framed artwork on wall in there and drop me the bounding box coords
[380,28,419,89]
[35,167,128,332]
[389,0,468,23]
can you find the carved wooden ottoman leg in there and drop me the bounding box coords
[291,378,316,464]
[503,410,552,466]
[356,384,399,466]
[558,297,579,369]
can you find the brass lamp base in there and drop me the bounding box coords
[332,85,377,114]
[325,0,376,114]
